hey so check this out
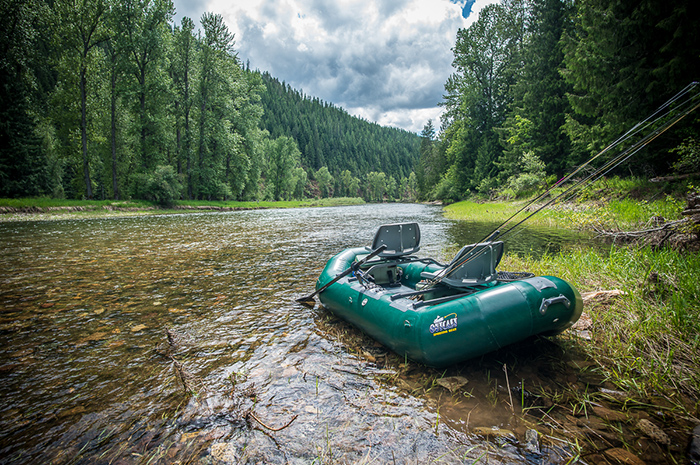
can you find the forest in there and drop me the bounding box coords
[0,0,420,204]
[416,0,700,202]
[1,0,698,204]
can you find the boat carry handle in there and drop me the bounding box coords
[539,295,570,315]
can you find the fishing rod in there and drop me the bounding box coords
[423,82,700,290]
[498,82,700,241]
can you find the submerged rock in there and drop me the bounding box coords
[436,376,468,393]
[636,419,670,446]
[472,426,515,439]
[604,447,646,465]
[524,429,540,454]
[592,405,628,422]
[689,424,700,465]
[211,442,239,464]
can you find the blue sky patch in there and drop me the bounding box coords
[450,0,476,18]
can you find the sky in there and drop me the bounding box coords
[172,0,499,133]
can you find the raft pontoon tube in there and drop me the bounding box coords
[315,223,583,367]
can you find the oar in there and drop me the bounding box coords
[296,244,387,307]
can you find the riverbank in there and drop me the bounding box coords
[444,188,700,464]
[0,197,366,222]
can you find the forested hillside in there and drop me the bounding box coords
[0,0,419,203]
[258,72,420,181]
[417,0,700,202]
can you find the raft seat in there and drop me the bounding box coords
[421,241,504,288]
[365,263,403,286]
[367,223,421,258]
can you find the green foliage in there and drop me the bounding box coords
[314,166,333,198]
[1,2,415,202]
[415,119,448,200]
[132,165,182,206]
[671,137,700,174]
[432,168,460,204]
[365,171,387,202]
[561,0,700,173]
[504,151,547,197]
[441,0,526,196]
[431,0,700,202]
[258,72,420,183]
[0,0,52,197]
[338,170,360,198]
[263,135,303,200]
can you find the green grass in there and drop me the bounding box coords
[501,246,700,399]
[0,196,366,221]
[0,197,155,209]
[447,177,700,404]
[446,176,689,232]
[443,200,521,223]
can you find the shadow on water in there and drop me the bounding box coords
[444,219,597,258]
[0,204,656,464]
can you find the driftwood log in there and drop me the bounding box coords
[595,191,700,251]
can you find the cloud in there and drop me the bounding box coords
[172,0,498,132]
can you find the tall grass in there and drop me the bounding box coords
[501,246,700,398]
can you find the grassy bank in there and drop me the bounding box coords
[445,187,684,230]
[0,197,366,221]
[501,247,700,399]
[445,178,700,410]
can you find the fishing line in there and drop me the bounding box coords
[498,82,700,241]
[424,82,700,289]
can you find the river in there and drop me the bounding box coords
[0,204,593,464]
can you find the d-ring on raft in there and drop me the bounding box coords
[311,222,583,368]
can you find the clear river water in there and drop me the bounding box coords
[0,203,595,464]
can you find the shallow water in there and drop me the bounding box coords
[0,204,595,464]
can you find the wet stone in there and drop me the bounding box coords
[472,426,516,439]
[211,442,239,464]
[603,447,646,465]
[690,424,700,464]
[577,415,609,431]
[436,375,468,393]
[524,429,540,454]
[592,405,628,422]
[599,387,633,403]
[636,419,670,446]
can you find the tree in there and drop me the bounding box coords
[118,0,174,173]
[171,16,197,198]
[338,169,359,197]
[53,0,109,198]
[562,0,700,173]
[195,12,255,200]
[291,166,308,200]
[507,0,574,177]
[265,136,301,200]
[442,0,526,195]
[315,166,333,198]
[0,0,51,197]
[366,171,387,202]
[257,73,420,182]
[416,119,448,199]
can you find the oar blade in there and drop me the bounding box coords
[295,295,316,307]
[294,244,387,306]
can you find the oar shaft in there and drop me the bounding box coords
[297,244,387,304]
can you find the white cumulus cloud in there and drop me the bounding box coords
[173,0,499,132]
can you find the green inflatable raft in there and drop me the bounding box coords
[314,223,583,367]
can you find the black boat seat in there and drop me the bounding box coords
[367,223,421,258]
[421,241,504,288]
[365,263,403,286]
